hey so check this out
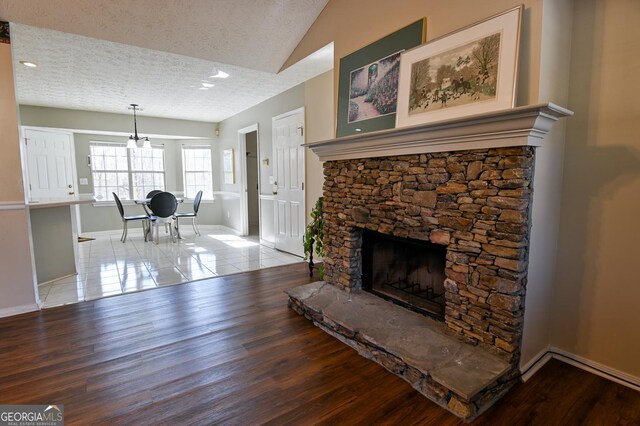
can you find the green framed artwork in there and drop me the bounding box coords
[336,18,426,138]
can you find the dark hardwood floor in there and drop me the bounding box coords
[1,262,638,425]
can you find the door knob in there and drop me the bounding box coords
[68,191,75,195]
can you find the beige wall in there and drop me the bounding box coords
[0,42,37,316]
[0,209,37,315]
[304,70,333,219]
[284,0,543,129]
[0,44,26,201]
[552,0,640,378]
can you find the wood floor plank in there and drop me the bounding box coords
[0,262,638,425]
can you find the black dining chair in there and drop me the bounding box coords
[148,192,178,244]
[174,190,203,238]
[142,189,163,216]
[113,192,149,243]
[146,190,163,200]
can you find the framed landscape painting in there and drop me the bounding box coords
[336,18,426,137]
[396,6,522,128]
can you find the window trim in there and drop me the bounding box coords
[89,141,166,202]
[181,144,214,200]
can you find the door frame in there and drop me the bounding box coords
[271,107,306,255]
[21,127,82,234]
[21,126,79,201]
[237,123,260,237]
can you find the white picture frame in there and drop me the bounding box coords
[223,148,235,184]
[396,6,522,128]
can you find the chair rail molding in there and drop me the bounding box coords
[0,201,26,210]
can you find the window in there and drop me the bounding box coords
[130,146,165,199]
[89,142,165,201]
[90,143,130,201]
[182,145,213,199]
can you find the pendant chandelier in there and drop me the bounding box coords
[127,103,151,149]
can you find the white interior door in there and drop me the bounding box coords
[25,129,75,199]
[272,108,305,257]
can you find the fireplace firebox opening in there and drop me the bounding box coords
[361,229,446,319]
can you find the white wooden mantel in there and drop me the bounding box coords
[304,103,573,161]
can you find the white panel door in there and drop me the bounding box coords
[272,109,305,257]
[25,129,75,199]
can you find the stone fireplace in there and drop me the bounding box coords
[322,145,535,360]
[287,104,572,421]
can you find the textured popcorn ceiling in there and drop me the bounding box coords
[10,24,333,122]
[0,0,329,73]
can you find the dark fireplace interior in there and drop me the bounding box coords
[362,229,446,319]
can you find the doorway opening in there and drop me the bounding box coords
[245,131,259,237]
[237,123,261,237]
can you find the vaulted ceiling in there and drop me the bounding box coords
[0,0,329,73]
[0,0,333,122]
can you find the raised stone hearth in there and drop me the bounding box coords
[288,104,572,421]
[287,282,514,421]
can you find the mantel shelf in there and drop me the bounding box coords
[304,103,573,161]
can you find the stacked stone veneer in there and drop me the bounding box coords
[322,146,535,363]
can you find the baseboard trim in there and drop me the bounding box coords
[81,229,130,237]
[520,346,553,382]
[82,225,233,236]
[550,346,640,392]
[38,273,77,286]
[520,346,640,392]
[0,303,39,318]
[196,225,218,230]
[214,225,241,235]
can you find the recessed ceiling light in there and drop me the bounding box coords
[210,70,229,79]
[20,61,37,68]
[198,87,209,91]
[201,82,214,88]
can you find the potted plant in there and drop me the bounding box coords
[303,197,324,278]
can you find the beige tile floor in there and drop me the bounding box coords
[38,227,303,308]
